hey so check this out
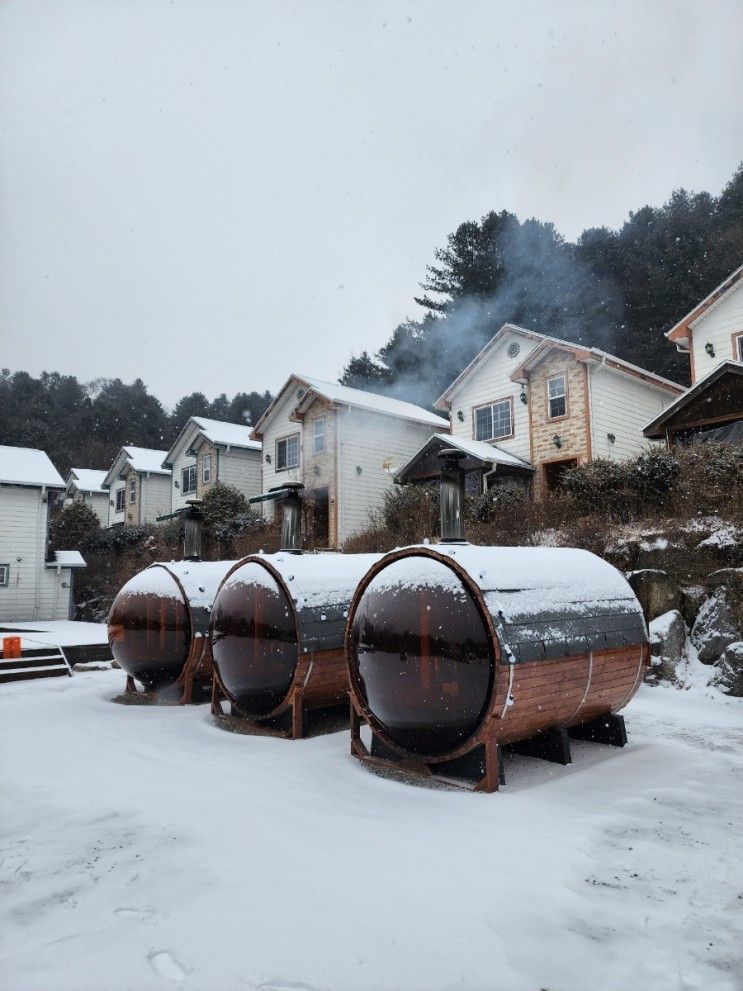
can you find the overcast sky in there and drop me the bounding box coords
[1,0,741,408]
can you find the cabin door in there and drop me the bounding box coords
[542,458,578,493]
[305,487,330,549]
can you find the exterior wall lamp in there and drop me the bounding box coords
[457,410,464,422]
[265,454,271,464]
[553,435,562,449]
[705,342,715,357]
[607,433,616,444]
[520,385,528,405]
[356,465,363,475]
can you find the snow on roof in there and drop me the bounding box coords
[192,417,261,450]
[643,360,743,438]
[68,468,108,493]
[665,263,743,344]
[253,374,449,435]
[395,433,532,484]
[0,445,64,488]
[47,550,87,568]
[120,447,170,474]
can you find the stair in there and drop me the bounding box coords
[0,645,73,684]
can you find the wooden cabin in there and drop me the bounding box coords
[163,416,262,513]
[645,264,743,446]
[0,445,86,622]
[400,325,684,498]
[64,468,109,526]
[250,374,448,548]
[103,447,171,527]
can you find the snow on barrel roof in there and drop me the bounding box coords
[68,468,108,493]
[0,445,64,488]
[252,373,449,436]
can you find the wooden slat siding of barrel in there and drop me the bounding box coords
[210,552,381,738]
[346,545,649,793]
[107,560,237,704]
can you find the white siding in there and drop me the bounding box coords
[83,491,109,527]
[258,390,304,517]
[219,448,262,500]
[139,473,172,524]
[0,485,73,621]
[337,408,441,543]
[590,367,674,460]
[446,329,535,462]
[690,280,743,382]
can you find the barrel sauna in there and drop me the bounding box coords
[346,544,649,792]
[108,560,236,703]
[210,552,380,737]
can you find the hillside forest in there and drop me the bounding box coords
[2,162,741,473]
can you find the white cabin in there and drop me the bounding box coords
[251,375,449,548]
[163,416,261,512]
[399,324,684,498]
[64,468,109,526]
[103,447,171,527]
[0,446,86,622]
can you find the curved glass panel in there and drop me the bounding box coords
[108,568,191,691]
[210,562,298,716]
[350,556,494,757]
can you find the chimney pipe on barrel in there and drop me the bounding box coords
[279,482,304,554]
[182,499,204,561]
[438,448,467,544]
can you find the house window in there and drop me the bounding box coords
[0,564,9,587]
[129,478,136,504]
[276,434,300,471]
[313,418,325,455]
[202,454,212,484]
[735,333,743,361]
[115,488,126,512]
[474,398,513,441]
[182,464,197,495]
[548,374,567,419]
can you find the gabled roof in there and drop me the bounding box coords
[395,433,532,484]
[67,468,108,493]
[251,374,449,438]
[163,416,260,468]
[665,264,743,348]
[0,446,64,488]
[435,323,683,407]
[103,446,171,487]
[643,360,743,439]
[47,550,87,569]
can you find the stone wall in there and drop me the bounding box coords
[529,351,590,499]
[301,401,337,547]
[196,440,218,498]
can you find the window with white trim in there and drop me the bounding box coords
[276,434,300,471]
[0,564,9,587]
[474,399,513,441]
[313,417,325,455]
[115,488,125,512]
[202,454,212,484]
[129,478,136,503]
[182,464,197,494]
[736,334,743,361]
[548,374,567,419]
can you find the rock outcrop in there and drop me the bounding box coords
[691,585,742,664]
[627,569,683,623]
[646,609,686,685]
[710,641,743,697]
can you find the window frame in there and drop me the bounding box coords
[547,373,568,421]
[115,487,126,513]
[472,396,515,442]
[312,417,325,455]
[129,477,136,504]
[202,453,212,484]
[276,432,300,472]
[733,331,743,362]
[182,464,197,495]
[0,564,9,588]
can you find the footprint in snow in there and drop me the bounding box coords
[148,951,186,982]
[115,907,162,923]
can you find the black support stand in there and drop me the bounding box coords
[508,727,573,765]
[569,713,627,748]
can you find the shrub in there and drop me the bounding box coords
[376,482,439,544]
[471,481,527,523]
[560,458,632,516]
[631,448,681,503]
[201,482,250,533]
[49,500,101,551]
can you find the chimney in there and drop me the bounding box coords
[438,448,467,544]
[279,482,304,554]
[183,499,204,561]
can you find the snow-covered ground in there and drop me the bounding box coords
[1,620,109,651]
[1,670,741,991]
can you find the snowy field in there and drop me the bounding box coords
[1,669,741,991]
[1,620,110,652]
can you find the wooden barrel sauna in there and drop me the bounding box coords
[108,560,236,703]
[346,544,649,791]
[210,552,380,737]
